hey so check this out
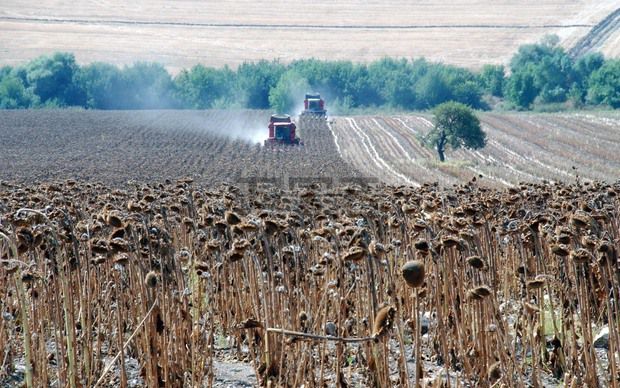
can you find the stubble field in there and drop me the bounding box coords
[330,111,620,187]
[1,1,619,71]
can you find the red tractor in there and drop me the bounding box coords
[264,114,303,146]
[301,93,326,117]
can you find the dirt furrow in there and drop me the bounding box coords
[0,15,594,31]
[0,110,358,186]
[486,114,620,180]
[348,117,419,186]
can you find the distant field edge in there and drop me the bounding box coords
[569,7,620,57]
[0,16,594,30]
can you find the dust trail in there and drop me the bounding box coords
[124,110,268,145]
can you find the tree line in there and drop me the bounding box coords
[0,35,618,111]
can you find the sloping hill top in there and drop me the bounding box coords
[0,1,617,71]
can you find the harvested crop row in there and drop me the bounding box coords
[331,112,620,186]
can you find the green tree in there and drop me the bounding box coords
[24,52,85,106]
[289,59,380,109]
[288,58,330,89]
[415,69,450,108]
[426,101,486,162]
[236,60,285,109]
[571,52,604,103]
[586,59,620,108]
[120,62,176,109]
[268,70,310,113]
[0,73,37,108]
[478,64,505,97]
[444,67,483,108]
[414,63,483,109]
[0,66,11,79]
[505,66,538,108]
[174,64,234,109]
[506,35,573,107]
[331,62,379,109]
[76,62,124,109]
[367,57,415,107]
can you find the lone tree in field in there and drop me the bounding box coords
[426,101,486,162]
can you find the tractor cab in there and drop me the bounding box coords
[274,123,293,141]
[301,93,327,117]
[265,114,302,146]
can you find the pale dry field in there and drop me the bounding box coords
[330,111,620,187]
[1,1,618,72]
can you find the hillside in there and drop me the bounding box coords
[1,1,618,71]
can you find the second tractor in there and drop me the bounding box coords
[301,93,327,117]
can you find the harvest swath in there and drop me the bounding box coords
[0,179,618,386]
[330,112,620,186]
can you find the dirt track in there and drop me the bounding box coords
[0,15,594,31]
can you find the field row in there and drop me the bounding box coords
[331,112,620,187]
[2,110,620,188]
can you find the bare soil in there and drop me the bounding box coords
[0,110,360,186]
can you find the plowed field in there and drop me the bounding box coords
[0,110,359,186]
